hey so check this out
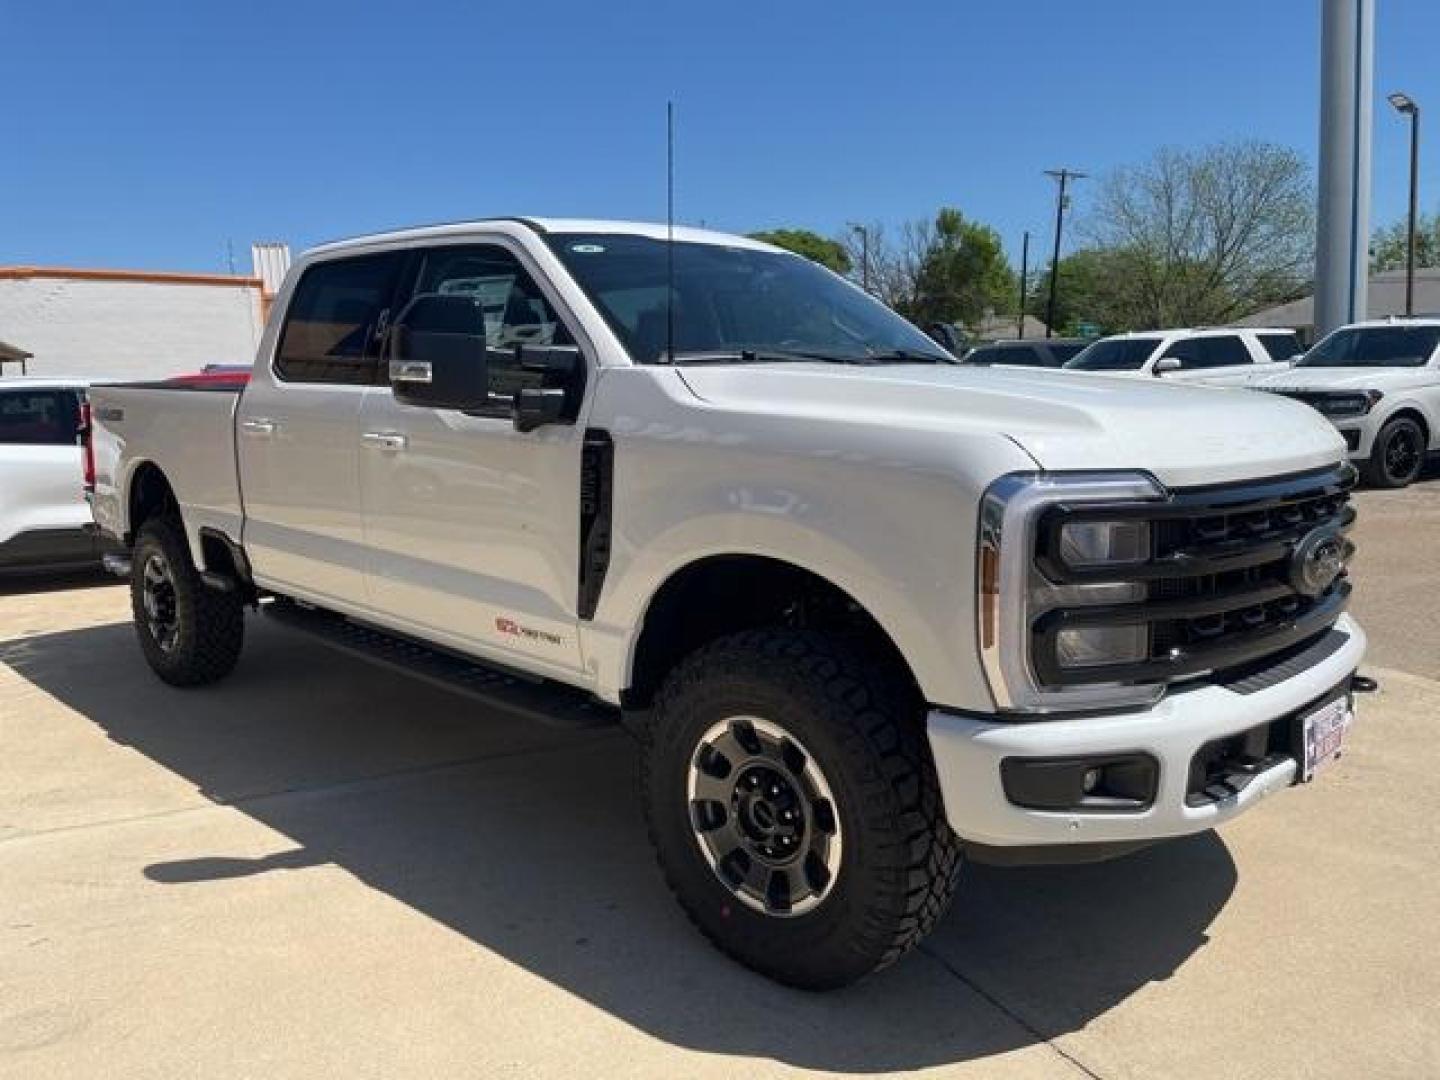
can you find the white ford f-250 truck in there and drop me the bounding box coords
[89,218,1369,989]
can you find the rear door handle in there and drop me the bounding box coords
[240,418,277,436]
[361,431,408,451]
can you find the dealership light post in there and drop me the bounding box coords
[1044,169,1086,339]
[1316,0,1374,336]
[1388,91,1421,316]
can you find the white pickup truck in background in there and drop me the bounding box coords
[1064,326,1303,384]
[88,218,1369,989]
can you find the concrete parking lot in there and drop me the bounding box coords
[2,486,1438,1079]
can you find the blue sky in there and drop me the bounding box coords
[3,0,1436,272]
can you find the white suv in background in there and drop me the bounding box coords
[1064,327,1303,385]
[0,377,113,574]
[1249,318,1440,488]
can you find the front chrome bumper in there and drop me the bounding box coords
[927,614,1367,850]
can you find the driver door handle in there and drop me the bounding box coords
[361,431,408,451]
[240,417,277,436]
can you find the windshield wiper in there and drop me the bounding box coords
[667,349,873,366]
[860,347,954,364]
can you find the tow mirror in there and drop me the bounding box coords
[1154,356,1182,375]
[389,294,491,410]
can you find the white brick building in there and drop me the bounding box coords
[0,247,289,381]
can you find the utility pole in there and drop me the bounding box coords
[1044,169,1086,338]
[1017,231,1030,339]
[848,223,870,292]
[1388,92,1421,316]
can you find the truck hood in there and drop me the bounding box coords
[1248,365,1440,393]
[677,363,1345,488]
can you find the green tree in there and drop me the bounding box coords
[1372,211,1440,271]
[1028,248,1163,335]
[902,208,1016,326]
[1083,140,1314,326]
[748,228,852,274]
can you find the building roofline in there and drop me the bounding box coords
[0,266,265,289]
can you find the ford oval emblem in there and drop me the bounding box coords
[1289,526,1346,598]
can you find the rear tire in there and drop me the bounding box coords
[130,515,244,686]
[641,629,962,989]
[1362,416,1426,488]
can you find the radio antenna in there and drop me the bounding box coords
[665,100,675,364]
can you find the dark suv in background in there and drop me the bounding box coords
[961,338,1091,367]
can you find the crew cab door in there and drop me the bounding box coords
[356,240,589,678]
[236,251,406,607]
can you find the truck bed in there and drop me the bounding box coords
[88,382,244,557]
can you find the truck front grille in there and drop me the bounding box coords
[1030,465,1356,689]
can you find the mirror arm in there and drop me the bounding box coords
[513,387,568,433]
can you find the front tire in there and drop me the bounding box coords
[642,629,962,989]
[130,515,244,686]
[1362,416,1426,488]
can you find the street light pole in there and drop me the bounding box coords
[1388,92,1421,316]
[1017,231,1030,339]
[1044,169,1087,338]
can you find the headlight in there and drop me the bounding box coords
[1055,624,1148,669]
[1057,520,1150,568]
[1315,390,1382,418]
[978,472,1165,714]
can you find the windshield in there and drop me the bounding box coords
[1297,325,1440,368]
[1064,338,1160,371]
[546,233,951,364]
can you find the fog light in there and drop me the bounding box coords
[1001,754,1159,812]
[1055,624,1148,669]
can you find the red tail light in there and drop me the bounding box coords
[80,400,96,492]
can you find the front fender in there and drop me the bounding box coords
[581,436,1035,712]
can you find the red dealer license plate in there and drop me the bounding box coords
[1299,693,1354,782]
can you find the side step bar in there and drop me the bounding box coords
[262,600,618,731]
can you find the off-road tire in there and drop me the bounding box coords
[642,629,962,989]
[1362,416,1426,489]
[131,515,244,686]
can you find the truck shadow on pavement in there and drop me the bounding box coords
[2,617,1237,1073]
[0,569,118,597]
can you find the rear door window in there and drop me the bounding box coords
[0,389,80,445]
[276,253,407,385]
